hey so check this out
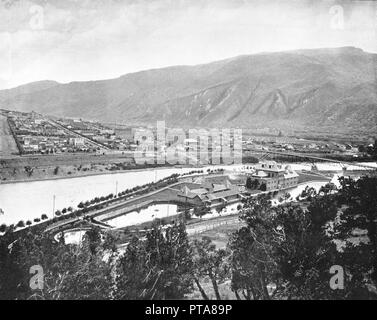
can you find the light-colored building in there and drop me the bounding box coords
[178,179,246,208]
[69,137,85,146]
[250,161,299,191]
[100,129,115,135]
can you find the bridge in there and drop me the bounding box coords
[152,143,377,171]
[244,148,377,170]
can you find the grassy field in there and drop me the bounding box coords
[0,152,177,182]
[0,115,18,157]
[298,171,331,183]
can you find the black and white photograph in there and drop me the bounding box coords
[0,0,377,305]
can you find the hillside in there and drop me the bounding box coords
[1,47,376,132]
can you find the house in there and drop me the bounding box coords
[285,144,294,151]
[177,179,246,209]
[249,161,299,191]
[69,137,85,146]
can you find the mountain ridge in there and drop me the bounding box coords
[1,47,376,132]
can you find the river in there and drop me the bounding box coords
[0,162,374,226]
[0,164,243,225]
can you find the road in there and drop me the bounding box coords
[0,115,19,157]
[48,119,110,151]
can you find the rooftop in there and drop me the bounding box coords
[256,161,285,172]
[178,178,244,202]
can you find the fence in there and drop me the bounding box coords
[187,216,240,235]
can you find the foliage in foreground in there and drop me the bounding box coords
[0,175,376,299]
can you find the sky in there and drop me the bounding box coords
[0,0,376,89]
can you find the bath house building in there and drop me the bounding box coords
[250,161,299,191]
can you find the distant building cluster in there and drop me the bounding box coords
[56,118,133,151]
[3,110,137,155]
[243,136,362,157]
[5,111,97,154]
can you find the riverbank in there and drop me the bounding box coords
[1,160,374,226]
[0,163,178,185]
[2,158,375,185]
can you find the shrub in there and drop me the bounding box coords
[17,220,25,228]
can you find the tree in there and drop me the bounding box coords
[245,177,252,189]
[17,220,25,228]
[0,226,115,300]
[246,178,259,190]
[115,222,193,300]
[319,182,337,195]
[252,179,260,190]
[283,193,291,201]
[114,236,149,299]
[192,237,230,300]
[143,223,193,299]
[193,204,211,218]
[366,139,377,159]
[41,214,48,220]
[24,166,33,177]
[358,145,366,153]
[230,175,377,300]
[334,176,377,298]
[228,191,343,300]
[43,235,114,300]
[271,202,339,299]
[215,204,226,214]
[0,230,26,299]
[228,195,275,300]
[300,186,317,200]
[2,175,375,300]
[84,227,102,255]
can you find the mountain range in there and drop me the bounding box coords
[1,47,376,132]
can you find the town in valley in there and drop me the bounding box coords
[1,0,377,302]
